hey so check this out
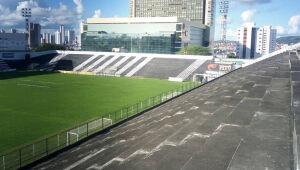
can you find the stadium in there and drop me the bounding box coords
[1,0,300,168]
[0,50,222,169]
[0,42,300,169]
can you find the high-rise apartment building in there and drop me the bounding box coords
[28,22,41,49]
[256,26,277,56]
[50,35,55,44]
[60,25,65,44]
[55,31,61,45]
[67,30,75,44]
[129,0,215,46]
[42,33,51,44]
[236,24,257,59]
[236,24,277,59]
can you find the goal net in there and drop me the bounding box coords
[67,118,112,144]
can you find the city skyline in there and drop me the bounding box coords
[0,0,299,40]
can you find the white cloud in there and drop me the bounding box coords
[241,9,256,22]
[93,9,101,18]
[275,26,286,35]
[0,0,83,28]
[73,0,83,19]
[288,15,300,34]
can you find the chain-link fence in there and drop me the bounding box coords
[0,82,199,170]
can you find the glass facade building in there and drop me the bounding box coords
[82,33,176,54]
[81,17,205,54]
[129,0,216,46]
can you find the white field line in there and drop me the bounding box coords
[126,57,153,77]
[17,83,50,88]
[73,54,100,71]
[93,55,120,73]
[21,80,64,85]
[81,55,109,72]
[115,57,141,75]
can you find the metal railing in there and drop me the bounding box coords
[0,82,200,170]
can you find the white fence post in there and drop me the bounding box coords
[67,131,69,146]
[57,134,60,147]
[141,101,143,109]
[32,144,35,156]
[3,155,5,170]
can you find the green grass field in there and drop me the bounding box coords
[0,71,186,154]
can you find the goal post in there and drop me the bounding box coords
[67,131,79,145]
[66,117,113,145]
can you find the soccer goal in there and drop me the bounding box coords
[87,118,113,132]
[66,117,112,145]
[67,131,79,144]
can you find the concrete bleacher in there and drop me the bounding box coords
[0,59,10,71]
[31,50,297,170]
[134,58,195,79]
[57,54,93,71]
[118,57,146,76]
[88,55,113,72]
[176,59,207,80]
[93,55,121,74]
[126,57,153,77]
[32,51,213,80]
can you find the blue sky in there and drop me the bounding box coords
[0,0,299,40]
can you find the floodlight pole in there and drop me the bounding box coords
[21,8,32,51]
[219,0,229,58]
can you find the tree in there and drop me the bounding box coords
[32,44,66,52]
[177,46,211,55]
[227,53,238,58]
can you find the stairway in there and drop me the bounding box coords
[176,59,206,80]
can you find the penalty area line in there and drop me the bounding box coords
[17,83,51,88]
[21,79,64,85]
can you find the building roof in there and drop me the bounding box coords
[31,46,300,169]
[86,17,206,28]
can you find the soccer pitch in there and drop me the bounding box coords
[0,71,186,154]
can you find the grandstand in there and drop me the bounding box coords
[20,51,213,81]
[29,43,300,170]
[0,59,10,72]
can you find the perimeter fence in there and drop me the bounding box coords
[0,82,199,170]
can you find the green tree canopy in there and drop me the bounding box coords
[177,46,211,55]
[227,53,238,58]
[32,44,66,52]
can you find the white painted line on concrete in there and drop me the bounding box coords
[93,55,120,73]
[126,57,153,77]
[73,54,100,71]
[82,55,109,72]
[63,148,106,170]
[115,57,140,75]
